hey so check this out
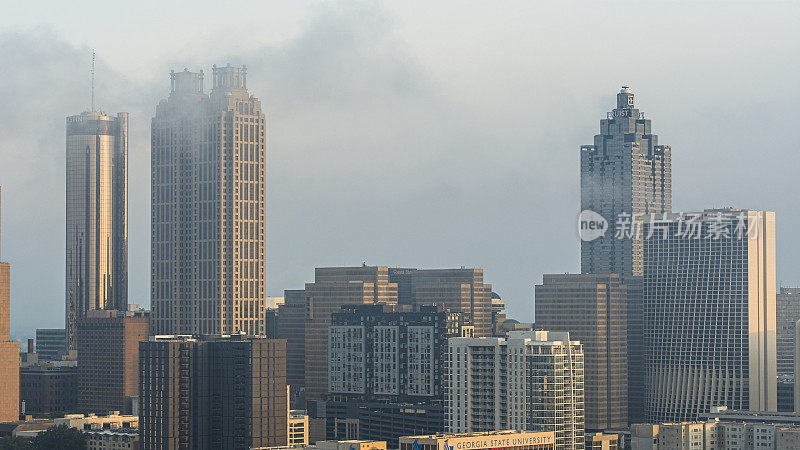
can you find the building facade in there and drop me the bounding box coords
[535,274,628,430]
[580,86,671,277]
[324,304,467,444]
[279,266,399,402]
[388,268,495,338]
[65,111,128,351]
[19,366,77,416]
[446,331,585,450]
[0,187,19,422]
[76,310,149,414]
[777,287,800,376]
[151,64,266,336]
[400,431,556,450]
[35,329,67,361]
[138,335,287,449]
[643,210,777,422]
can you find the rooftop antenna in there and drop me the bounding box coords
[90,49,95,112]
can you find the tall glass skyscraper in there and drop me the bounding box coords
[642,210,777,421]
[65,111,128,350]
[151,65,266,336]
[580,86,671,277]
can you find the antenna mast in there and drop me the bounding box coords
[91,49,95,112]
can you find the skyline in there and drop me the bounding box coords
[2,1,800,339]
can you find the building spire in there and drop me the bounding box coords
[91,49,95,112]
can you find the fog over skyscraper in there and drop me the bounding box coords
[65,110,128,350]
[151,64,267,335]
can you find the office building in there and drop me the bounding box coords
[446,331,585,450]
[139,335,287,449]
[388,267,495,337]
[777,287,800,376]
[778,376,794,412]
[643,210,777,422]
[580,86,671,277]
[65,111,128,351]
[0,187,19,422]
[76,309,149,414]
[400,431,556,450]
[151,64,266,336]
[19,366,77,416]
[324,304,467,444]
[535,274,628,430]
[35,328,67,361]
[279,266,399,402]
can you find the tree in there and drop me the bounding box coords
[0,435,33,450]
[30,425,85,450]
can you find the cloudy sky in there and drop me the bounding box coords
[1,1,799,339]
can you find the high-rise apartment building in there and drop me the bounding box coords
[151,64,266,336]
[777,287,800,376]
[643,210,777,422]
[446,331,585,450]
[324,304,467,444]
[0,187,19,422]
[65,111,128,351]
[35,328,67,361]
[138,335,287,449]
[535,274,628,430]
[580,86,671,277]
[279,266,398,403]
[76,309,149,414]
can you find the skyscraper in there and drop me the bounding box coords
[65,111,128,350]
[0,187,20,422]
[578,87,669,424]
[643,209,777,421]
[138,335,287,449]
[535,274,628,430]
[777,287,800,376]
[580,87,671,277]
[446,331,585,450]
[151,64,266,336]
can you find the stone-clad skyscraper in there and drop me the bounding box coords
[0,187,20,422]
[65,111,128,350]
[151,65,266,335]
[580,86,671,277]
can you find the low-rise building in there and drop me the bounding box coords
[585,432,618,450]
[85,428,139,450]
[290,410,310,446]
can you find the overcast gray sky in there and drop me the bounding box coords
[1,1,799,339]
